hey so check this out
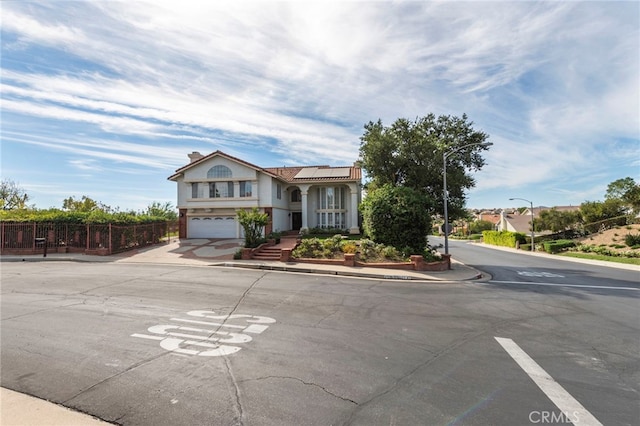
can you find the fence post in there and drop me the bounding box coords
[86,224,90,251]
[109,223,112,254]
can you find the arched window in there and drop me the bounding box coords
[291,189,302,202]
[207,165,232,178]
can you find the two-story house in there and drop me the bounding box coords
[168,151,362,239]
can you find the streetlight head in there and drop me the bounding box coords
[482,142,493,148]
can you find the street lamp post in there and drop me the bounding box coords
[443,142,493,255]
[509,197,535,251]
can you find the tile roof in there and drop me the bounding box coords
[168,150,361,183]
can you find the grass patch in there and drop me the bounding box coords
[560,252,640,265]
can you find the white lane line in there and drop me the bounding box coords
[495,337,603,426]
[489,281,639,291]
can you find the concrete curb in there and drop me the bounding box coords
[216,261,486,282]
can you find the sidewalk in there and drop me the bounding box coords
[1,388,111,426]
[0,238,485,281]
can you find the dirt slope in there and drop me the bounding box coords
[577,223,640,253]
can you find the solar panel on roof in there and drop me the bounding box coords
[293,167,351,179]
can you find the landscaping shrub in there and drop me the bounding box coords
[520,243,532,251]
[308,227,347,235]
[340,241,358,254]
[543,240,576,254]
[291,236,442,263]
[361,184,433,254]
[482,230,526,248]
[624,233,640,247]
[237,208,269,248]
[575,244,640,258]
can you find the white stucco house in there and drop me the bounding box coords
[168,151,362,239]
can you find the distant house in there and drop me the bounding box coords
[474,210,504,228]
[168,151,362,239]
[496,205,581,235]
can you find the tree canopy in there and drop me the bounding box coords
[359,113,491,220]
[144,201,178,221]
[0,179,31,210]
[605,177,640,214]
[62,195,112,213]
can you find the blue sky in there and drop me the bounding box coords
[2,1,638,212]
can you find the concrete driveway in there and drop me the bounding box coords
[114,238,245,262]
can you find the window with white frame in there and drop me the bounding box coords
[317,186,346,228]
[191,182,199,198]
[276,184,282,200]
[240,181,252,197]
[209,182,234,198]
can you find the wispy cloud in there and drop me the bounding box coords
[1,1,638,210]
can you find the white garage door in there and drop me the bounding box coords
[188,216,237,238]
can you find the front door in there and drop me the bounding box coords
[291,212,302,231]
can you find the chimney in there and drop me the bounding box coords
[188,151,204,163]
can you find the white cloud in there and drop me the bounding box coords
[1,1,638,210]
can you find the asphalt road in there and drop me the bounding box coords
[1,251,638,425]
[434,236,640,290]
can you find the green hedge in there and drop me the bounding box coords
[542,239,576,254]
[482,230,527,248]
[0,209,168,225]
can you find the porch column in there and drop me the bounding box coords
[299,184,310,233]
[348,183,359,234]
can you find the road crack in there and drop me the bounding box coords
[241,376,358,405]
[224,357,244,426]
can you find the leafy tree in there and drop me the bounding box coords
[0,179,31,210]
[605,177,640,214]
[145,201,177,220]
[62,196,111,213]
[237,207,269,248]
[468,220,495,234]
[533,208,581,237]
[359,113,491,220]
[360,184,433,255]
[579,199,626,224]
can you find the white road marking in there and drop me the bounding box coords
[495,337,603,426]
[131,310,276,357]
[147,325,253,344]
[170,318,247,329]
[130,333,163,341]
[518,271,565,278]
[489,281,639,291]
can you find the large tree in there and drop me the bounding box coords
[605,177,640,214]
[0,179,31,210]
[533,208,581,237]
[359,114,491,220]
